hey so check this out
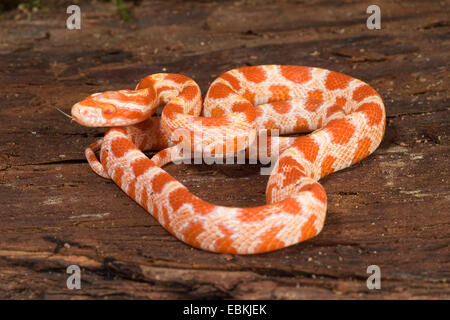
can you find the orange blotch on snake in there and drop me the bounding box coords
[215,225,237,253]
[156,86,176,95]
[200,116,231,128]
[151,172,176,194]
[112,167,124,186]
[335,96,347,107]
[231,101,250,113]
[219,73,241,91]
[305,90,324,112]
[352,137,372,164]
[277,198,303,215]
[279,155,306,174]
[165,73,190,84]
[326,104,344,118]
[239,66,267,83]
[168,188,191,212]
[264,119,278,130]
[169,188,214,215]
[110,137,136,158]
[151,202,160,221]
[325,72,352,90]
[326,119,356,145]
[208,82,234,99]
[356,102,383,126]
[210,107,224,117]
[243,89,256,104]
[299,215,318,242]
[280,66,311,84]
[87,151,97,163]
[150,201,159,219]
[231,101,258,122]
[294,136,320,163]
[160,205,174,235]
[352,84,378,102]
[180,85,199,101]
[182,222,205,249]
[156,148,169,161]
[136,76,155,90]
[269,85,291,101]
[271,100,291,114]
[128,180,136,200]
[132,157,152,177]
[294,117,309,132]
[320,155,337,177]
[255,225,285,253]
[326,96,347,117]
[162,103,184,120]
[140,186,149,211]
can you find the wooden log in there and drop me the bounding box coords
[0,0,448,299]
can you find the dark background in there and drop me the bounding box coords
[0,0,448,299]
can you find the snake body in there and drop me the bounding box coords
[71,65,385,254]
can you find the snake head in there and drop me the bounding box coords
[71,88,156,127]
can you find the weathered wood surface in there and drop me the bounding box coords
[0,0,449,299]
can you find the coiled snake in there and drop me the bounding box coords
[71,65,385,254]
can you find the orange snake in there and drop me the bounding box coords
[71,65,385,254]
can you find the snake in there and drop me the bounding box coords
[71,65,385,254]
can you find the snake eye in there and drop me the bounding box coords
[102,105,116,118]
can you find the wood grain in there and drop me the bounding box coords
[0,0,448,299]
